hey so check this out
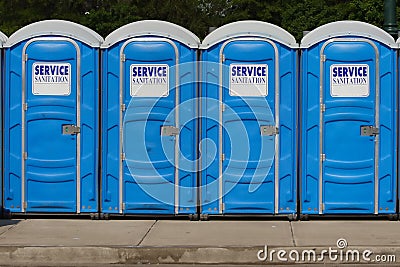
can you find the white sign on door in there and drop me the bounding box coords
[130,64,169,97]
[330,64,370,97]
[229,64,268,97]
[32,63,71,96]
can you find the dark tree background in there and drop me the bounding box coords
[0,0,396,41]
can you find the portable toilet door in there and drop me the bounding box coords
[200,21,298,218]
[300,21,397,217]
[0,31,7,217]
[101,20,199,216]
[3,20,103,214]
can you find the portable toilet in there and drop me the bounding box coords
[101,20,199,217]
[200,21,298,219]
[300,21,397,218]
[0,31,7,217]
[3,20,103,214]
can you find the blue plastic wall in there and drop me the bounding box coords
[101,37,197,215]
[301,37,397,215]
[201,38,297,215]
[4,36,99,213]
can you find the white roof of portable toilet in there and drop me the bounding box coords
[0,31,7,47]
[200,20,298,49]
[301,20,396,48]
[102,20,200,49]
[4,20,104,48]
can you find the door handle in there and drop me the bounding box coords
[62,124,80,135]
[360,126,379,136]
[160,126,179,136]
[260,125,279,136]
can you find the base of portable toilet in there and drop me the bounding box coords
[200,21,298,219]
[3,20,102,215]
[101,20,199,217]
[300,21,397,217]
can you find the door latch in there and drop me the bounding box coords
[260,125,279,136]
[360,126,379,136]
[62,125,80,135]
[161,126,179,136]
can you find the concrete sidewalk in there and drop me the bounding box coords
[0,219,399,265]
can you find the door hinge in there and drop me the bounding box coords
[23,202,27,209]
[320,203,325,211]
[121,104,126,112]
[321,104,326,112]
[161,126,179,136]
[23,152,27,160]
[221,104,226,112]
[121,153,126,161]
[321,153,326,161]
[360,126,379,136]
[121,54,126,62]
[221,153,225,161]
[221,203,225,211]
[222,54,225,62]
[321,55,326,62]
[260,125,279,136]
[23,103,28,111]
[122,203,126,210]
[23,54,28,62]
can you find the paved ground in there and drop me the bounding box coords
[0,219,400,265]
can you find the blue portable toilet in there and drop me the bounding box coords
[3,20,103,214]
[200,21,298,218]
[0,31,7,217]
[101,20,199,216]
[300,21,397,217]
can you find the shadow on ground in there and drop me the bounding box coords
[0,220,20,227]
